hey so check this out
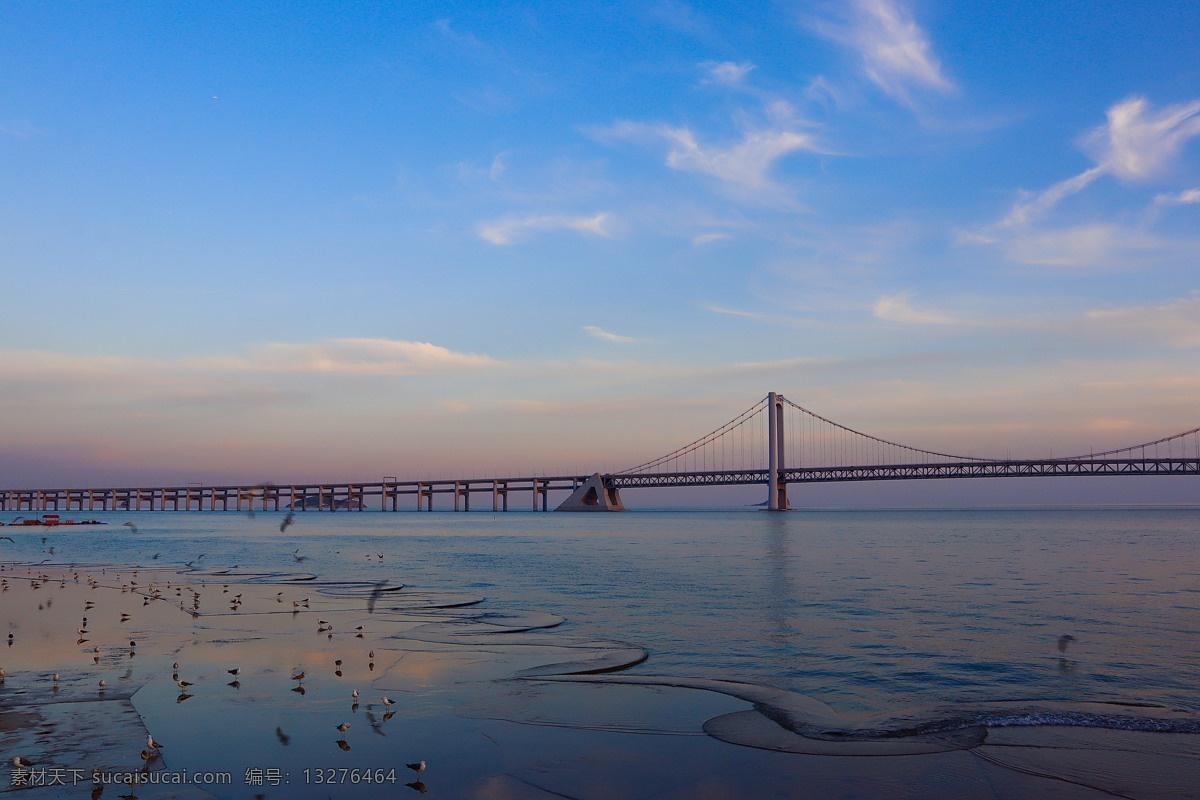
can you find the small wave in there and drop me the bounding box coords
[527,674,1200,757]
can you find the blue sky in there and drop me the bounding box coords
[3,1,1200,498]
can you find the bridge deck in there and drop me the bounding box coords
[1,457,1195,512]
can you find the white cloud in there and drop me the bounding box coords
[692,231,730,246]
[704,304,771,321]
[872,291,959,324]
[965,96,1200,261]
[998,166,1106,229]
[701,61,755,87]
[817,0,955,107]
[582,325,638,344]
[597,119,822,197]
[230,338,498,375]
[0,338,501,408]
[1084,96,1200,182]
[1155,187,1200,206]
[997,97,1200,228]
[477,212,612,245]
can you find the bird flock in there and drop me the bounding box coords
[1,557,430,795]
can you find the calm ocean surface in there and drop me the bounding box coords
[8,506,1198,734]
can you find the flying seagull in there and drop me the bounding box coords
[367,579,388,614]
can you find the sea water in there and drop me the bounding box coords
[7,506,1197,733]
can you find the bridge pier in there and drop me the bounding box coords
[556,473,626,511]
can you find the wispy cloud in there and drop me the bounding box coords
[1083,294,1200,347]
[594,113,824,200]
[700,61,755,87]
[1004,223,1164,267]
[488,151,509,181]
[0,338,501,403]
[996,166,1107,230]
[692,231,730,246]
[647,0,712,38]
[996,97,1200,229]
[704,304,773,321]
[815,0,955,108]
[963,96,1200,264]
[582,325,638,344]
[1084,96,1200,181]
[476,212,612,245]
[872,291,959,324]
[1155,187,1200,206]
[223,338,499,375]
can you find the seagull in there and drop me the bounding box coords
[1058,634,1076,653]
[293,549,308,563]
[0,536,15,543]
[177,679,193,690]
[406,760,427,777]
[280,511,295,533]
[12,756,35,769]
[227,668,241,676]
[123,522,138,534]
[336,723,351,733]
[382,695,395,708]
[275,726,290,745]
[291,671,305,682]
[367,579,388,614]
[147,734,164,750]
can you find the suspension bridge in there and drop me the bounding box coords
[2,391,1197,514]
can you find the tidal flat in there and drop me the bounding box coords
[2,509,1198,798]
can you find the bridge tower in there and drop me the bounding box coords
[767,391,788,510]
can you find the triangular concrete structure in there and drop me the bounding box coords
[556,473,626,511]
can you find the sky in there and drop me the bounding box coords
[2,1,1200,504]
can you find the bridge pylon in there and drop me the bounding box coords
[768,391,788,511]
